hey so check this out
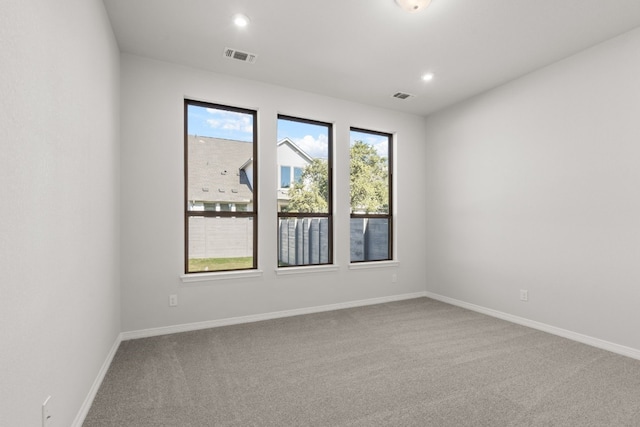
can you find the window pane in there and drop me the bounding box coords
[188,216,254,272]
[350,128,392,263]
[350,130,389,214]
[277,117,329,214]
[186,104,255,212]
[278,217,329,266]
[185,100,257,274]
[280,166,291,188]
[350,218,389,262]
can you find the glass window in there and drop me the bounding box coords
[277,115,332,267]
[184,100,257,273]
[350,128,392,262]
[280,165,291,188]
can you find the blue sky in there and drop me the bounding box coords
[187,104,388,159]
[187,104,253,142]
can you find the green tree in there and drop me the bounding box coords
[284,142,388,213]
[350,141,388,213]
[285,158,328,213]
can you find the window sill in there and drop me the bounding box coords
[348,260,399,270]
[180,269,263,284]
[275,264,340,276]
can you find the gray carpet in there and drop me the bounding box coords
[83,298,640,426]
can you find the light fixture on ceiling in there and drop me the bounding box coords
[422,72,434,82]
[233,13,250,28]
[395,0,431,13]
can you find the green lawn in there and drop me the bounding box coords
[189,257,253,272]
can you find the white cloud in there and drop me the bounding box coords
[371,140,388,158]
[205,109,253,137]
[294,134,329,159]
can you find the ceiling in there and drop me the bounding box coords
[103,0,640,117]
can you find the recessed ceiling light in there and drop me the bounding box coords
[233,13,250,28]
[422,73,434,82]
[395,0,432,13]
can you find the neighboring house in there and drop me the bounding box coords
[187,135,254,212]
[277,137,313,210]
[187,135,313,211]
[187,135,255,260]
[187,135,315,260]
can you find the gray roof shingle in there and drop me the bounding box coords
[187,135,253,204]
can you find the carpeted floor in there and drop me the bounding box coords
[83,298,640,426]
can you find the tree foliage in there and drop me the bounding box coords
[285,158,328,213]
[350,141,388,213]
[284,141,388,213]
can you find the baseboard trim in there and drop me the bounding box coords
[72,332,123,427]
[424,291,640,361]
[122,291,428,341]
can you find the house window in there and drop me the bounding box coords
[350,128,392,262]
[280,166,291,188]
[277,115,333,267]
[280,166,304,188]
[184,100,257,273]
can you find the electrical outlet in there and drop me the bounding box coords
[520,289,528,302]
[391,273,397,283]
[42,396,52,427]
[169,294,178,307]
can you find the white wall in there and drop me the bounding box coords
[0,0,120,425]
[120,55,428,332]
[424,27,640,352]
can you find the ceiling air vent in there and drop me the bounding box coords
[223,47,257,64]
[392,92,414,100]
